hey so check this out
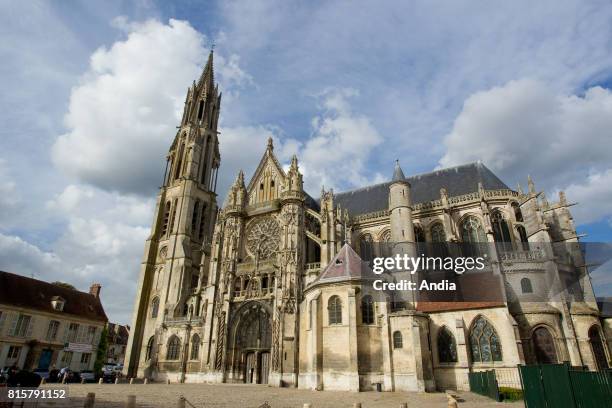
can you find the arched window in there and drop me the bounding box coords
[359,234,374,262]
[521,278,533,294]
[512,202,523,222]
[174,142,185,180]
[169,199,178,234]
[379,229,392,257]
[393,331,403,349]
[491,211,512,243]
[588,325,609,370]
[461,216,486,243]
[461,216,486,256]
[145,336,154,361]
[361,295,374,324]
[328,295,342,325]
[469,316,503,362]
[517,226,529,250]
[150,297,159,318]
[191,201,200,234]
[532,327,557,364]
[161,201,171,237]
[414,225,426,242]
[166,336,181,360]
[438,327,458,363]
[190,334,200,360]
[198,203,208,241]
[431,223,446,243]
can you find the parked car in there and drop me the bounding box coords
[7,370,42,387]
[80,370,95,382]
[32,368,50,380]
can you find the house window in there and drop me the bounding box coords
[151,297,160,318]
[190,334,200,360]
[13,314,31,337]
[87,326,97,344]
[393,331,403,349]
[361,295,374,324]
[521,278,533,294]
[46,320,60,341]
[437,327,458,363]
[67,323,79,343]
[166,336,181,360]
[80,353,91,365]
[7,346,21,360]
[469,316,503,362]
[61,351,73,366]
[145,336,154,361]
[328,296,342,325]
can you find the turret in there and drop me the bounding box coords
[388,160,415,243]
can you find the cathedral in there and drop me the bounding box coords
[123,52,611,391]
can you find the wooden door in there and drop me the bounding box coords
[259,352,270,384]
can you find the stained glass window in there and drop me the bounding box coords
[469,316,502,362]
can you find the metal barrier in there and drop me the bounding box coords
[519,363,612,408]
[468,370,501,401]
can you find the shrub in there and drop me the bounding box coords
[499,386,523,401]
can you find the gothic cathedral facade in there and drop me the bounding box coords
[124,53,611,391]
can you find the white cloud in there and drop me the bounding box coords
[438,79,612,225]
[299,88,385,193]
[52,19,253,196]
[0,159,20,225]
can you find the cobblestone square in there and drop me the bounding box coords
[33,383,521,408]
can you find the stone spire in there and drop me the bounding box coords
[391,160,407,183]
[198,50,215,91]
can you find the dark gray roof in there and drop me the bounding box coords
[597,297,612,318]
[392,160,406,182]
[330,162,509,216]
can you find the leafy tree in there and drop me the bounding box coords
[94,326,109,376]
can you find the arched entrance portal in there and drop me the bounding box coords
[532,326,557,364]
[229,302,272,384]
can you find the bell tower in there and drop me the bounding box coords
[124,51,221,379]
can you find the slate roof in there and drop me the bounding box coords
[310,244,377,286]
[0,271,108,322]
[597,297,612,318]
[331,162,509,216]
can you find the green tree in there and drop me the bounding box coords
[94,326,108,376]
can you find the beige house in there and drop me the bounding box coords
[107,323,130,365]
[124,51,611,391]
[0,272,107,372]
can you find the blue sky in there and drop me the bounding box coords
[1,0,612,323]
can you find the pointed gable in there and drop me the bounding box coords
[311,244,377,286]
[246,137,287,205]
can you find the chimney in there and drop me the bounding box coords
[89,283,101,298]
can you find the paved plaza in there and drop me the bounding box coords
[30,383,522,407]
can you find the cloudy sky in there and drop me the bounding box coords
[1,0,612,323]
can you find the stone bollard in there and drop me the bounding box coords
[129,378,134,385]
[41,377,46,385]
[81,378,86,384]
[166,378,171,384]
[115,377,119,384]
[400,404,408,408]
[353,404,362,408]
[303,404,312,408]
[99,378,103,384]
[447,395,458,408]
[125,395,136,408]
[144,378,148,385]
[84,392,96,408]
[177,395,186,408]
